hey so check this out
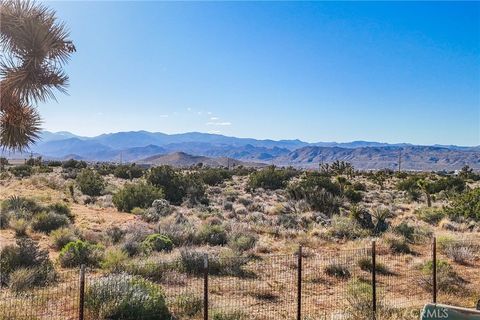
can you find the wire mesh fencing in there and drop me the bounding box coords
[0,237,479,320]
[0,268,80,320]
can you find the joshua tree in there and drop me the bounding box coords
[0,0,75,151]
[417,179,433,207]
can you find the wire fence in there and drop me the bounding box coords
[1,237,479,320]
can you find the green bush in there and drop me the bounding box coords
[0,238,51,285]
[9,165,33,178]
[287,172,342,215]
[358,257,390,275]
[196,224,228,246]
[415,207,445,225]
[198,168,232,186]
[58,240,102,268]
[76,168,105,196]
[1,195,43,216]
[62,159,87,169]
[113,164,144,180]
[100,248,129,272]
[327,216,367,240]
[178,249,249,277]
[9,265,56,292]
[212,310,247,320]
[31,211,70,233]
[421,259,465,292]
[324,263,351,279]
[123,259,170,282]
[147,165,186,205]
[9,218,28,237]
[113,182,164,212]
[247,166,297,190]
[386,235,412,254]
[444,188,480,221]
[344,188,363,203]
[85,274,170,319]
[46,202,74,221]
[142,234,173,252]
[228,232,257,252]
[173,293,203,317]
[50,227,78,250]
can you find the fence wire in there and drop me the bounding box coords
[0,239,479,320]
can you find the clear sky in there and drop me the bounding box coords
[40,1,480,146]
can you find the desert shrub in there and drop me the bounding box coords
[344,187,363,203]
[9,265,56,292]
[173,293,203,317]
[421,259,465,292]
[121,228,149,257]
[327,216,367,240]
[46,202,74,221]
[429,176,466,194]
[157,222,196,246]
[147,165,187,205]
[276,213,300,229]
[142,234,173,252]
[85,274,170,319]
[76,168,105,196]
[62,159,87,169]
[441,241,477,265]
[0,238,51,285]
[287,172,342,216]
[370,207,392,235]
[183,173,209,206]
[415,207,445,225]
[196,224,228,246]
[106,226,126,244]
[212,310,247,320]
[396,176,422,201]
[324,263,351,279]
[228,232,257,252]
[9,218,28,237]
[58,240,102,268]
[47,160,62,167]
[345,280,374,319]
[1,195,43,216]
[358,257,390,275]
[444,188,480,221]
[100,248,129,272]
[385,235,412,254]
[113,164,144,180]
[393,222,415,243]
[178,249,249,277]
[113,182,163,212]
[9,165,33,178]
[247,166,296,190]
[353,182,367,191]
[31,211,70,233]
[50,227,78,250]
[198,168,232,186]
[142,199,173,222]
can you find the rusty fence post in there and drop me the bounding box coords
[297,245,303,320]
[432,237,437,304]
[79,264,85,320]
[371,240,377,319]
[204,255,209,320]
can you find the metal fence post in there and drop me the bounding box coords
[371,240,377,319]
[297,245,303,320]
[204,255,209,320]
[432,236,437,304]
[79,264,85,320]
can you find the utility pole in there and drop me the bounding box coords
[398,149,402,173]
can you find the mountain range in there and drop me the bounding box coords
[2,131,479,171]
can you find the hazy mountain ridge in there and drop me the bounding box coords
[5,130,477,170]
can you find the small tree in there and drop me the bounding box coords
[76,168,105,196]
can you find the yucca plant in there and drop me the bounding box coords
[0,0,75,151]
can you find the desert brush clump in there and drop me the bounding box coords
[142,234,174,252]
[247,165,298,190]
[31,211,70,233]
[113,182,164,213]
[85,273,170,319]
[58,240,103,268]
[76,168,105,196]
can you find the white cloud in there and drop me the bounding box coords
[158,114,169,118]
[208,130,221,134]
[187,107,192,111]
[210,117,219,120]
[206,121,231,126]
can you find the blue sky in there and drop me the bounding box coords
[40,1,479,146]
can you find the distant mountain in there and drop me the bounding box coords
[276,146,480,171]
[138,152,266,168]
[14,130,479,170]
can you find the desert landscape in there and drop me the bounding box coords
[0,158,479,319]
